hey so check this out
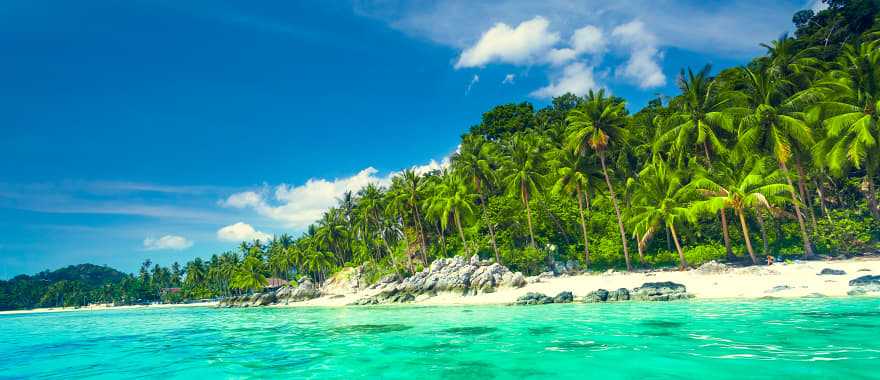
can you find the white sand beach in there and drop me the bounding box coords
[278,257,880,308]
[0,301,217,315]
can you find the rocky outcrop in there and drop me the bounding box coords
[583,288,630,303]
[631,282,692,301]
[513,291,573,305]
[218,292,277,308]
[276,279,321,304]
[848,275,880,295]
[818,268,846,276]
[353,255,526,305]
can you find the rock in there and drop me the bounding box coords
[858,268,871,272]
[537,271,556,280]
[500,272,526,288]
[607,288,630,301]
[552,291,574,303]
[766,285,794,293]
[276,278,321,304]
[848,275,880,295]
[818,268,846,275]
[696,261,730,274]
[514,292,554,305]
[551,260,581,275]
[631,282,691,301]
[583,289,609,303]
[218,291,277,308]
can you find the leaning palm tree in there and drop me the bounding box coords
[451,134,502,262]
[549,146,601,266]
[566,89,634,270]
[736,66,820,258]
[500,132,546,249]
[691,158,791,264]
[655,64,735,167]
[814,42,880,219]
[428,172,478,254]
[626,160,694,270]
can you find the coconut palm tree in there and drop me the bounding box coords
[814,42,880,219]
[549,145,601,266]
[566,89,634,270]
[451,134,502,262]
[655,64,735,167]
[626,160,694,270]
[428,171,478,254]
[500,132,546,249]
[691,158,791,264]
[232,255,267,292]
[736,66,820,258]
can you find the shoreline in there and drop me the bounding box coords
[4,257,878,315]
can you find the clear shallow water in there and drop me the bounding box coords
[1,298,879,379]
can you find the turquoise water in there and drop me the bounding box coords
[2,299,879,379]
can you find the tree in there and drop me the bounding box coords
[626,160,694,269]
[232,255,267,293]
[451,134,501,262]
[549,146,600,266]
[736,66,819,258]
[428,172,478,254]
[691,159,791,264]
[500,132,546,249]
[567,89,634,270]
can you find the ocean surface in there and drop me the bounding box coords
[1,298,879,379]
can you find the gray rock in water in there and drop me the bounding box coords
[583,289,609,303]
[276,278,321,304]
[553,291,574,304]
[607,288,630,301]
[818,268,846,276]
[631,282,691,301]
[848,275,880,295]
[514,292,554,305]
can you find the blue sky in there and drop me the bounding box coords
[0,0,819,277]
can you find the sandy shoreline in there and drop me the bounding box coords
[4,257,878,315]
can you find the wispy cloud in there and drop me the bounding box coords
[143,235,194,251]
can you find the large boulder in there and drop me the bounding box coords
[583,289,609,303]
[631,282,691,301]
[607,288,631,301]
[818,268,846,276]
[276,278,321,304]
[848,275,880,295]
[552,291,574,303]
[514,292,554,305]
[583,288,630,303]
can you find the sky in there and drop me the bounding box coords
[0,0,822,278]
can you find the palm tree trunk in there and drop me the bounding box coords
[813,177,832,221]
[575,182,591,267]
[478,191,501,263]
[665,227,672,251]
[702,140,712,166]
[521,181,536,248]
[719,207,735,261]
[599,153,632,271]
[779,160,815,258]
[864,175,880,220]
[736,208,758,265]
[794,158,818,232]
[412,205,428,264]
[755,208,769,256]
[454,209,468,253]
[669,223,687,270]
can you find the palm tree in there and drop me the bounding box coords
[814,42,880,219]
[549,146,600,266]
[451,134,502,262]
[691,158,791,264]
[398,170,428,264]
[232,255,267,292]
[626,160,694,269]
[566,89,634,270]
[736,66,819,258]
[655,64,735,167]
[500,132,546,248]
[428,171,478,254]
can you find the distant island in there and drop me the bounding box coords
[3,1,880,312]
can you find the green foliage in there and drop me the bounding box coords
[501,246,545,275]
[815,210,880,254]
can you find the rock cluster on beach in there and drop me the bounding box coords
[513,282,692,306]
[818,268,846,275]
[352,255,527,305]
[218,278,321,308]
[848,275,880,295]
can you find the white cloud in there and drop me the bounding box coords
[220,153,455,230]
[611,20,666,89]
[465,74,480,94]
[502,73,516,84]
[571,25,605,54]
[455,16,559,68]
[531,62,598,98]
[143,235,193,251]
[547,48,577,65]
[216,222,271,242]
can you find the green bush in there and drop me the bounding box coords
[684,243,727,266]
[501,246,546,274]
[815,210,880,255]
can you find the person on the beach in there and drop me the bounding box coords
[766,256,774,266]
